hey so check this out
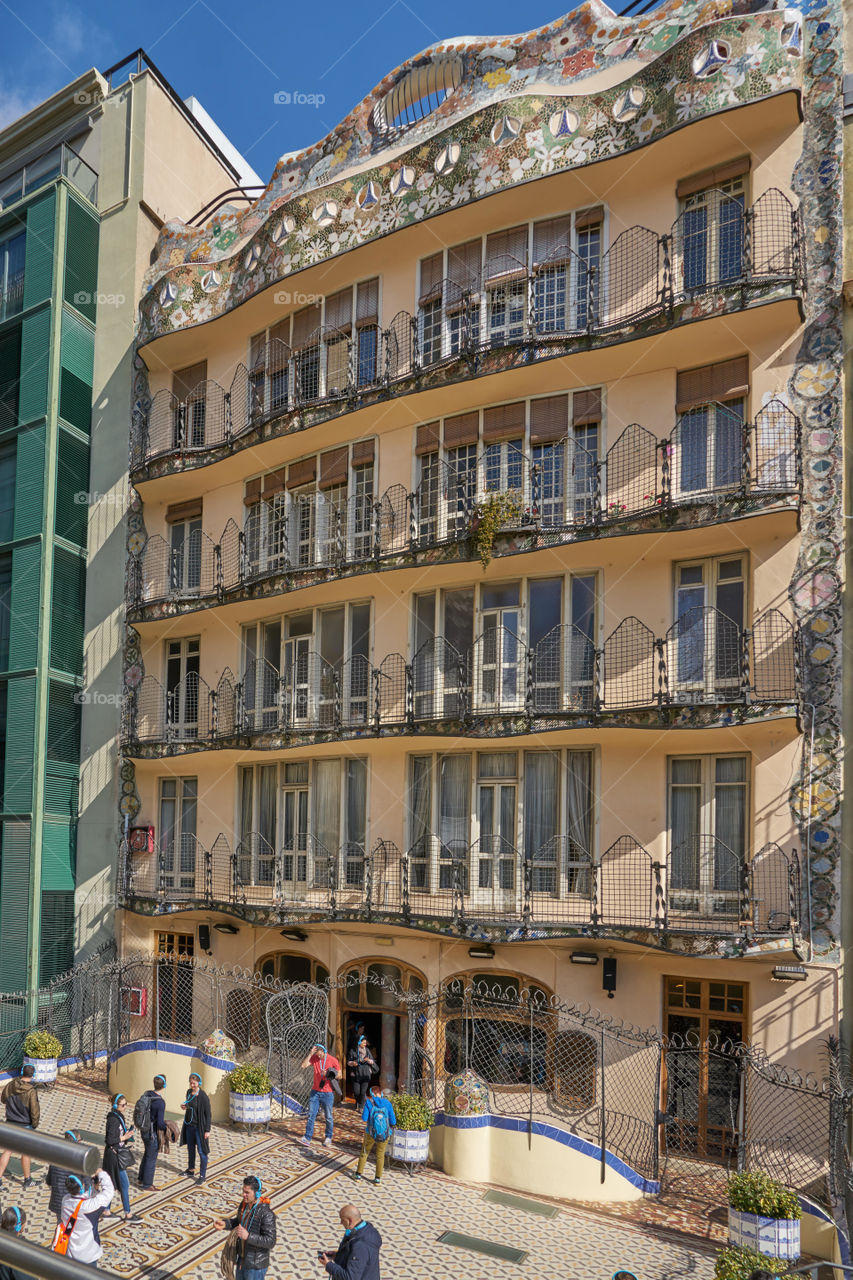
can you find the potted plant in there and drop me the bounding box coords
[23,1031,63,1085]
[387,1091,434,1167]
[715,1244,789,1280]
[470,492,523,570]
[727,1170,801,1260]
[227,1063,272,1127]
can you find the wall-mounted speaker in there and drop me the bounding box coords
[602,957,617,999]
[198,924,211,952]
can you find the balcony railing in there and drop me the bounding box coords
[119,832,801,942]
[131,191,802,471]
[0,141,98,211]
[122,605,799,748]
[128,401,800,611]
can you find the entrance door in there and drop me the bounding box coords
[155,932,194,1041]
[664,976,745,1162]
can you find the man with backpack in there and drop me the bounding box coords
[134,1075,166,1191]
[352,1084,396,1187]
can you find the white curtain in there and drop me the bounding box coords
[566,751,593,894]
[346,758,367,849]
[523,753,559,861]
[714,756,746,890]
[669,758,700,889]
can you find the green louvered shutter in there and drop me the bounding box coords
[23,190,56,310]
[8,544,41,669]
[55,429,89,546]
[13,425,45,540]
[0,819,32,990]
[18,308,50,424]
[44,765,78,817]
[41,821,75,890]
[39,889,75,984]
[50,547,85,675]
[59,309,94,434]
[4,677,36,811]
[64,199,99,324]
[0,327,21,431]
[47,680,80,764]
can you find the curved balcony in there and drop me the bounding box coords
[118,831,801,948]
[128,401,800,619]
[122,606,799,754]
[131,191,802,477]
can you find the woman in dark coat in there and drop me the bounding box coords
[103,1094,139,1222]
[179,1072,212,1182]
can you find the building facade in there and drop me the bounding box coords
[119,0,845,1180]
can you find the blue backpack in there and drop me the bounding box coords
[367,1100,389,1142]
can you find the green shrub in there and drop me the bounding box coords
[728,1170,801,1220]
[23,1031,62,1059]
[388,1091,434,1131]
[227,1064,271,1095]
[715,1245,789,1280]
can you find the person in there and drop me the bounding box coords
[319,1204,382,1280]
[347,1037,377,1112]
[300,1043,341,1149]
[0,1206,30,1280]
[59,1170,114,1267]
[213,1175,276,1280]
[136,1074,166,1190]
[103,1094,140,1223]
[46,1132,82,1221]
[179,1072,212,1182]
[0,1065,39,1188]
[345,1022,366,1070]
[352,1084,396,1187]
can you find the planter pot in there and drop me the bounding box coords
[229,1091,271,1126]
[389,1128,430,1164]
[23,1057,57,1085]
[728,1208,801,1260]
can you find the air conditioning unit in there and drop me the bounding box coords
[128,826,154,854]
[120,988,147,1016]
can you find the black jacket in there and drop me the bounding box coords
[325,1221,382,1280]
[179,1089,211,1154]
[103,1109,133,1184]
[225,1201,276,1270]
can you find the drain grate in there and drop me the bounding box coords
[437,1230,528,1264]
[482,1188,559,1219]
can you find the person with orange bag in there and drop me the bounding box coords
[55,1170,114,1266]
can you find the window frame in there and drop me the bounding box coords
[666,752,750,918]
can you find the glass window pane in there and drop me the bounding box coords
[529,579,562,648]
[478,753,517,778]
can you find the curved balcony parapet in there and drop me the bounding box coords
[121,605,799,751]
[119,833,801,946]
[128,401,801,616]
[131,192,803,477]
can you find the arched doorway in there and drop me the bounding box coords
[337,960,426,1098]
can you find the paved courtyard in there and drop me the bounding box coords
[5,1076,718,1280]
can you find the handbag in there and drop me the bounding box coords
[117,1143,135,1170]
[52,1198,84,1254]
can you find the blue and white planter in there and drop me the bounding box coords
[22,1057,58,1085]
[229,1091,271,1126]
[389,1128,430,1164]
[728,1208,801,1260]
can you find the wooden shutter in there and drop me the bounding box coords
[244,477,262,507]
[447,240,481,291]
[529,395,569,445]
[443,412,478,447]
[319,447,348,490]
[291,304,321,348]
[482,402,526,443]
[324,288,353,334]
[351,438,375,466]
[676,356,749,412]
[533,216,571,268]
[249,332,266,370]
[172,361,207,401]
[484,226,527,283]
[676,157,750,200]
[575,205,605,231]
[419,252,443,304]
[287,456,317,489]
[415,422,440,456]
[165,498,202,523]
[356,278,379,326]
[268,318,290,370]
[573,388,602,425]
[263,468,287,496]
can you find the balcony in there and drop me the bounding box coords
[131,191,802,476]
[118,831,801,947]
[0,141,98,211]
[128,401,800,618]
[122,605,799,753]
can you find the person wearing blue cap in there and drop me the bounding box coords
[300,1043,341,1148]
[180,1073,212,1183]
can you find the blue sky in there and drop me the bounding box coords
[0,0,584,186]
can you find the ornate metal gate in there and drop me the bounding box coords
[265,983,329,1114]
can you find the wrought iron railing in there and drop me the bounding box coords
[128,400,800,610]
[131,191,803,471]
[121,605,799,748]
[119,832,801,940]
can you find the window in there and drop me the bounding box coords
[668,755,748,916]
[678,176,745,292]
[281,761,309,892]
[0,553,10,669]
[0,227,25,321]
[524,750,593,896]
[158,779,197,892]
[339,959,425,1009]
[237,763,278,886]
[172,363,207,448]
[674,356,748,497]
[241,618,282,730]
[442,970,552,1087]
[169,516,201,592]
[673,556,745,698]
[156,932,194,955]
[532,208,603,334]
[0,329,20,432]
[0,440,13,541]
[260,952,329,985]
[165,637,200,736]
